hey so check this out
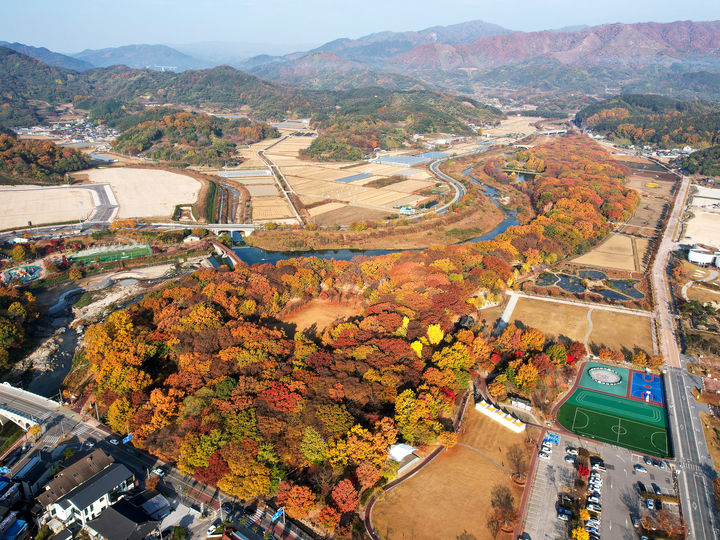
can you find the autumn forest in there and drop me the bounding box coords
[63,133,640,535]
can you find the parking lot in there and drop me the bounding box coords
[522,432,677,540]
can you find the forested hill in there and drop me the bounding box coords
[0,131,90,184]
[676,146,720,176]
[0,46,502,158]
[109,108,280,167]
[574,94,720,148]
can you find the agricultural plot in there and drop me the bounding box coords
[0,186,94,229]
[250,197,295,221]
[557,362,669,457]
[571,234,641,271]
[84,168,201,219]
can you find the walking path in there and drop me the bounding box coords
[681,269,718,301]
[583,308,594,349]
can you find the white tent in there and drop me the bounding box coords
[388,443,417,462]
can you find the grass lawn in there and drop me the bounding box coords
[371,409,535,540]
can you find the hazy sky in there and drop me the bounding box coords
[4,0,720,53]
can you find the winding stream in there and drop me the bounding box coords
[230,167,519,265]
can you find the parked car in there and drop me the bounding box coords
[207,520,222,535]
[637,481,647,493]
[538,452,550,460]
[634,464,648,473]
[587,519,600,528]
[566,447,579,456]
[631,515,641,528]
[587,503,602,513]
[109,439,119,446]
[646,498,655,510]
[564,455,575,464]
[643,456,653,465]
[651,483,662,495]
[652,459,666,469]
[588,496,600,504]
[557,512,570,521]
[152,467,165,477]
[591,462,606,471]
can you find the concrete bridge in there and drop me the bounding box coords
[0,383,59,431]
[151,223,260,237]
[209,240,243,267]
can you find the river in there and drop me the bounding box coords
[230,167,520,265]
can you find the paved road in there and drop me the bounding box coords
[665,364,719,540]
[652,175,690,369]
[646,173,719,539]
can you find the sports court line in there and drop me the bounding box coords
[572,388,665,425]
[567,406,668,454]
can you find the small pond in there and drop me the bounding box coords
[607,279,644,299]
[578,269,607,281]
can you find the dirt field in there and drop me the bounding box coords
[481,116,539,139]
[510,296,655,354]
[0,186,94,229]
[83,168,201,219]
[683,212,720,249]
[571,234,639,271]
[372,409,532,540]
[280,298,362,333]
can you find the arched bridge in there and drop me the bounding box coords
[0,383,59,431]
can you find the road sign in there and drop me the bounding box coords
[0,467,10,475]
[122,433,133,444]
[271,507,284,522]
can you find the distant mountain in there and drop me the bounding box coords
[391,20,720,70]
[0,41,93,71]
[73,44,209,71]
[248,52,431,91]
[312,19,512,63]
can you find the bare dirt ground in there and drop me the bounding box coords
[82,167,201,219]
[0,186,94,229]
[372,409,534,540]
[683,212,720,249]
[279,298,363,333]
[481,116,539,140]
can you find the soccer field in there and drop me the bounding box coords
[557,388,670,458]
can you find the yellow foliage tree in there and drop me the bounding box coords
[427,324,444,345]
[571,526,589,540]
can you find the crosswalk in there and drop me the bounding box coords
[42,434,60,447]
[72,423,93,437]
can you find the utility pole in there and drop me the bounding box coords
[94,400,100,422]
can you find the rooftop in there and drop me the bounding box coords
[37,450,114,507]
[86,498,159,540]
[56,463,133,511]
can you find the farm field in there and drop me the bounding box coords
[481,116,539,139]
[571,233,647,272]
[250,196,296,222]
[261,133,449,220]
[371,409,532,540]
[82,167,201,219]
[509,296,655,354]
[0,186,94,229]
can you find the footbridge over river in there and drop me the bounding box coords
[0,383,59,431]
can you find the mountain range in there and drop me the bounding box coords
[3,19,720,98]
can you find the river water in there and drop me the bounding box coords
[230,167,519,265]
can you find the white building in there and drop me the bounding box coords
[688,246,720,267]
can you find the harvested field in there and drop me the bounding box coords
[251,197,295,221]
[246,185,279,197]
[372,409,532,540]
[306,202,347,217]
[0,186,94,229]
[280,298,362,333]
[482,116,538,138]
[83,167,201,219]
[571,234,638,271]
[311,206,390,226]
[509,296,655,354]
